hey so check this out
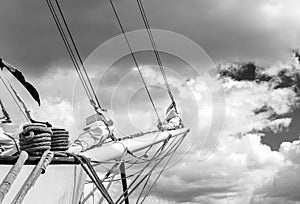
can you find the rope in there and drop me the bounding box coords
[115,134,172,204]
[19,124,52,156]
[116,131,187,204]
[0,151,28,203]
[109,0,162,125]
[81,149,128,204]
[11,150,54,204]
[138,134,187,204]
[136,0,178,113]
[98,173,117,204]
[67,153,114,204]
[46,0,103,112]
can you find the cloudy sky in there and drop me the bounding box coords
[1,0,300,203]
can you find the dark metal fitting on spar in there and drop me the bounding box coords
[0,58,6,69]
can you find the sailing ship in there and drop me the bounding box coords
[0,0,189,203]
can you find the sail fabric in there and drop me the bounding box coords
[0,126,19,156]
[68,120,114,154]
[0,59,41,106]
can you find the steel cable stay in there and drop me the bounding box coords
[136,0,178,113]
[97,140,168,184]
[132,135,186,204]
[94,132,185,186]
[138,134,186,204]
[114,133,183,204]
[109,0,162,125]
[116,134,185,204]
[126,137,184,203]
[81,149,129,204]
[124,134,182,169]
[114,138,170,203]
[45,0,93,106]
[46,0,103,112]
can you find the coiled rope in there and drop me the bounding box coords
[19,124,52,156]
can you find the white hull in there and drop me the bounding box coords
[0,165,86,204]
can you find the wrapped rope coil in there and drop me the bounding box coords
[50,127,70,152]
[19,123,52,156]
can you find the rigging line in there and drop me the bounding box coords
[54,0,103,111]
[103,132,187,182]
[46,0,93,103]
[0,74,30,122]
[139,135,187,204]
[136,0,178,113]
[115,134,174,204]
[102,136,185,183]
[135,135,185,203]
[114,139,167,203]
[126,134,179,171]
[109,0,162,124]
[117,135,181,204]
[46,0,95,105]
[46,0,89,95]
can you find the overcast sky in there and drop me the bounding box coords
[1,0,300,204]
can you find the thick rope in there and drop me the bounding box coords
[109,0,162,125]
[136,0,178,113]
[0,151,28,203]
[11,150,54,204]
[67,153,114,204]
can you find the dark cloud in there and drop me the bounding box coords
[0,0,116,76]
[219,62,257,81]
[217,51,300,151]
[1,0,300,78]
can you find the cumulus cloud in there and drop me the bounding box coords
[135,53,300,203]
[2,49,300,204]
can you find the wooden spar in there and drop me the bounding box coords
[81,128,189,162]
